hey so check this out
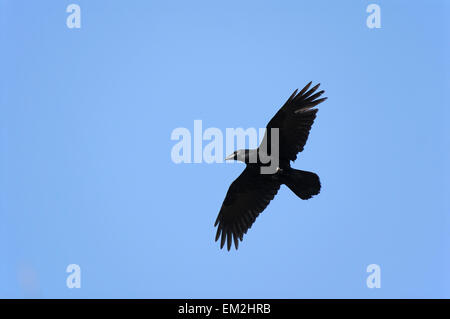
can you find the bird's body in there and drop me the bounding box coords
[214,82,327,250]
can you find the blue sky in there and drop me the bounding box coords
[1,0,449,298]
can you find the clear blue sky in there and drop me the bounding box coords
[1,0,449,298]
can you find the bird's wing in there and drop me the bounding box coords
[260,82,327,162]
[214,166,280,250]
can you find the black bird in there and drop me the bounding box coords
[214,82,327,250]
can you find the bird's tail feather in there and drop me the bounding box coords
[282,169,321,200]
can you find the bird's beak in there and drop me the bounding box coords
[225,154,234,161]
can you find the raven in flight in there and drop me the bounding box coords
[214,82,327,250]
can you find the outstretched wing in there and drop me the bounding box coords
[260,82,327,162]
[214,166,280,250]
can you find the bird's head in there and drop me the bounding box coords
[225,149,247,163]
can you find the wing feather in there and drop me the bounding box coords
[214,166,280,250]
[260,82,327,162]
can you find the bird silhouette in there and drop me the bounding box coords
[214,82,327,250]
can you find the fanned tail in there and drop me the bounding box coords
[282,169,321,200]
